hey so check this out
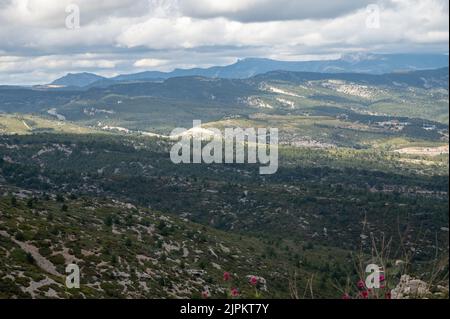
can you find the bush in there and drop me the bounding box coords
[104,215,113,227]
[49,254,65,265]
[14,232,25,241]
[26,252,35,264]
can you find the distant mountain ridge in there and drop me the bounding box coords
[50,72,106,87]
[1,66,448,130]
[48,53,449,88]
[251,66,450,89]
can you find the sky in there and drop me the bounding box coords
[0,0,448,85]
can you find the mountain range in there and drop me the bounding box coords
[49,53,449,88]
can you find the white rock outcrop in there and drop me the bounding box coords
[391,275,430,299]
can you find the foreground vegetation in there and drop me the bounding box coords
[0,125,447,298]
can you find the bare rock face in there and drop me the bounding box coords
[391,275,430,299]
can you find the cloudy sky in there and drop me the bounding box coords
[0,0,448,84]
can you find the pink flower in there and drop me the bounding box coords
[223,272,231,282]
[202,290,210,299]
[249,276,258,286]
[360,290,369,299]
[357,280,366,289]
[379,274,386,282]
[342,293,351,300]
[231,288,239,297]
[385,292,392,299]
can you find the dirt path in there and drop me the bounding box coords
[0,230,62,277]
[22,120,31,130]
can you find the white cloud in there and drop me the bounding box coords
[116,0,449,51]
[0,0,150,27]
[0,0,448,84]
[133,58,168,68]
[0,53,122,84]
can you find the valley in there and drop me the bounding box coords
[0,65,448,299]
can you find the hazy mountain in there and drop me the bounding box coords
[50,72,107,87]
[251,67,450,89]
[112,53,450,82]
[49,53,449,88]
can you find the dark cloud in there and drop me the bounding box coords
[179,0,376,22]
